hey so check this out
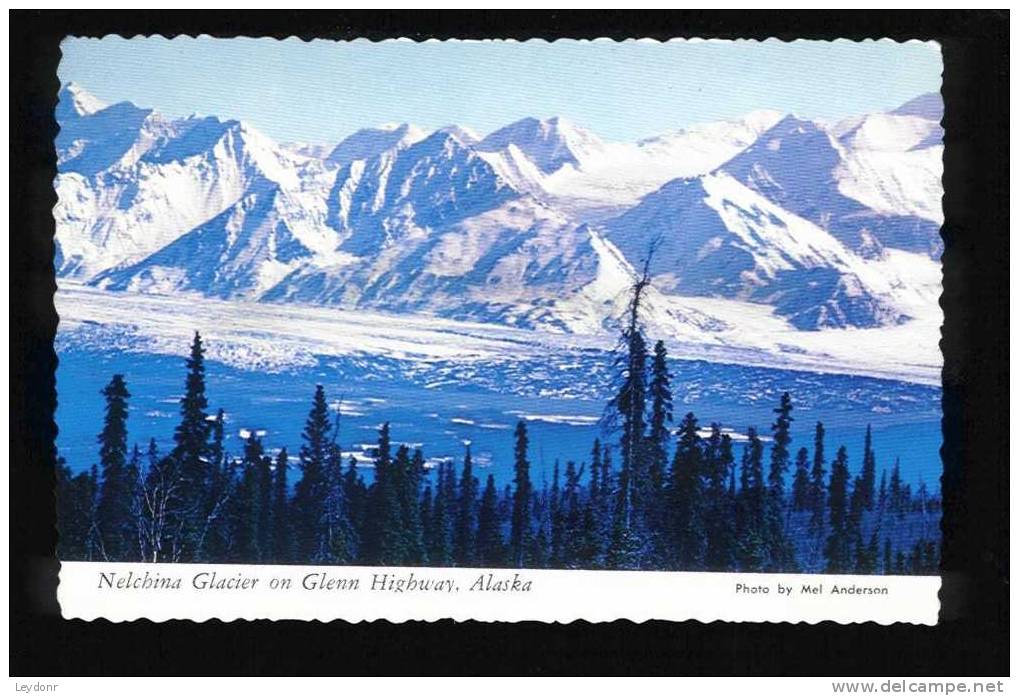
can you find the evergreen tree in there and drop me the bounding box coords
[859,425,877,510]
[848,472,867,570]
[427,460,455,566]
[765,392,795,570]
[580,441,607,567]
[401,449,427,564]
[231,435,265,561]
[612,328,648,531]
[883,537,893,575]
[255,450,273,562]
[343,457,367,547]
[509,421,532,567]
[453,446,478,567]
[56,457,99,560]
[736,428,767,571]
[824,446,853,573]
[527,486,550,568]
[419,483,433,563]
[95,374,134,561]
[703,425,735,571]
[589,439,603,507]
[363,424,406,565]
[476,474,504,566]
[292,385,331,562]
[560,459,584,567]
[173,332,211,560]
[271,447,292,563]
[197,409,232,562]
[667,412,705,569]
[320,441,356,564]
[889,458,904,516]
[808,421,828,535]
[769,393,794,494]
[601,445,613,503]
[646,340,673,511]
[791,447,811,511]
[549,460,564,566]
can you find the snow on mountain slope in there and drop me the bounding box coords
[477,116,607,174]
[55,82,108,122]
[54,84,335,278]
[891,92,944,122]
[95,177,330,298]
[602,171,939,330]
[326,123,426,169]
[478,111,785,214]
[54,84,942,359]
[718,114,942,257]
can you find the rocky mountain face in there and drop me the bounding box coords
[55,83,943,337]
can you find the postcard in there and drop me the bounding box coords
[53,36,943,623]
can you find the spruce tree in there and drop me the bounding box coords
[889,458,903,516]
[765,393,796,570]
[476,473,504,566]
[363,424,405,565]
[419,483,433,564]
[824,446,852,573]
[255,450,273,562]
[95,374,133,561]
[232,435,265,562]
[56,457,99,561]
[808,421,827,536]
[612,328,648,531]
[509,421,532,567]
[769,392,794,494]
[173,333,211,560]
[271,447,292,563]
[343,457,367,546]
[668,412,705,570]
[589,439,603,508]
[549,460,564,566]
[320,440,355,564]
[736,428,767,571]
[561,459,584,567]
[703,424,735,571]
[293,385,331,562]
[859,425,877,510]
[791,447,810,511]
[581,440,607,567]
[427,460,455,566]
[401,449,427,564]
[848,473,867,569]
[453,446,479,567]
[646,340,673,509]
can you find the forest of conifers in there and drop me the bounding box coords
[57,328,940,575]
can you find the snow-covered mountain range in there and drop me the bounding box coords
[54,83,943,349]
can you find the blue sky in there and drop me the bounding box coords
[59,37,941,145]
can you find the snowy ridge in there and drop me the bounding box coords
[54,84,944,372]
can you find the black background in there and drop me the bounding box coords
[10,10,1009,676]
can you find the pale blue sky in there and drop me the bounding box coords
[59,37,941,145]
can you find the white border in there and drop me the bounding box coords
[58,561,940,624]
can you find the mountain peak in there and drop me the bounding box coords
[891,93,943,121]
[57,82,108,119]
[327,122,426,168]
[478,116,605,174]
[435,124,480,145]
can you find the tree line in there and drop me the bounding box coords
[57,330,939,575]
